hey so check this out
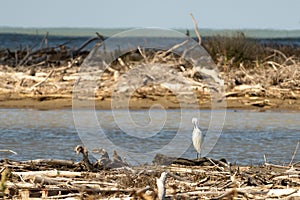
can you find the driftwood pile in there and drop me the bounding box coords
[0,35,104,101]
[0,34,300,109]
[221,49,300,100]
[0,34,103,67]
[1,146,300,199]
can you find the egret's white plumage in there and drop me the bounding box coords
[192,117,203,158]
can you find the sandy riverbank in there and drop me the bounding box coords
[0,95,300,111]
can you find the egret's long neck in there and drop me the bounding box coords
[193,122,197,129]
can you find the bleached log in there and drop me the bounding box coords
[267,188,298,197]
[6,182,35,188]
[12,170,82,178]
[33,175,59,185]
[45,193,81,199]
[8,72,49,82]
[233,84,264,92]
[264,162,290,169]
[70,180,118,187]
[21,159,75,167]
[273,174,300,180]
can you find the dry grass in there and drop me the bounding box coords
[202,32,300,70]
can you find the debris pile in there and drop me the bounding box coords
[1,150,300,199]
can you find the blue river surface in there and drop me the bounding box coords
[1,32,300,51]
[0,109,299,166]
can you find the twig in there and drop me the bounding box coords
[39,32,49,49]
[207,158,225,171]
[264,61,283,71]
[30,69,54,89]
[0,149,18,155]
[95,32,105,41]
[190,13,202,45]
[73,35,103,56]
[0,167,5,174]
[134,185,154,199]
[211,189,237,200]
[137,46,148,62]
[162,39,189,56]
[117,57,126,67]
[292,160,300,166]
[272,49,288,61]
[167,172,191,183]
[239,63,256,83]
[283,56,297,66]
[212,188,254,200]
[289,141,300,166]
[135,186,152,195]
[264,154,267,164]
[47,193,80,199]
[18,174,26,183]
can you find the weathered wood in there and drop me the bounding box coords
[1,39,300,109]
[2,157,300,199]
[21,159,75,167]
[152,153,228,168]
[33,175,59,185]
[0,149,17,155]
[12,170,82,178]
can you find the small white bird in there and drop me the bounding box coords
[192,117,203,159]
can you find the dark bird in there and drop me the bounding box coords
[75,145,93,171]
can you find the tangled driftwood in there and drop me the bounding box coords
[1,146,300,199]
[1,35,300,111]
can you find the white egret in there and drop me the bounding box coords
[192,117,203,159]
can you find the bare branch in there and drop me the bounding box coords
[190,13,202,45]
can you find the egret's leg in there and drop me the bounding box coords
[196,153,199,159]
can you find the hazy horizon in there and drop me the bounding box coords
[1,0,300,30]
[1,26,300,38]
[1,25,300,30]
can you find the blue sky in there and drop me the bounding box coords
[1,0,300,29]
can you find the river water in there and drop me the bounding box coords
[0,109,299,165]
[1,32,300,51]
